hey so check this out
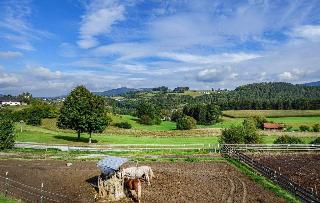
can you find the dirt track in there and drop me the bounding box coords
[0,160,285,203]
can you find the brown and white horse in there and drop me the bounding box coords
[124,177,142,203]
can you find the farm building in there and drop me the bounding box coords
[263,123,284,130]
[0,97,23,106]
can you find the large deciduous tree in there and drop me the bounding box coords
[57,85,109,143]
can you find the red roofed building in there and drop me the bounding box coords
[263,123,284,130]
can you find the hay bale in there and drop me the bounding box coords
[97,174,126,202]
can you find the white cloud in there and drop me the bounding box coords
[27,66,62,80]
[160,52,261,64]
[0,71,18,87]
[0,0,52,51]
[78,0,126,49]
[0,51,23,59]
[292,25,320,40]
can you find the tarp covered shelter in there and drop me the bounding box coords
[97,156,128,176]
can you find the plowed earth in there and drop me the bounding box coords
[0,160,285,203]
[251,152,320,195]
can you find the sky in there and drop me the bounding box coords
[0,0,320,96]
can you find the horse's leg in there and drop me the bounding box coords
[146,174,150,186]
[137,180,141,203]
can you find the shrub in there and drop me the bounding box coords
[171,110,184,122]
[299,125,310,132]
[139,115,153,125]
[115,122,132,129]
[252,116,267,129]
[0,118,15,149]
[310,137,320,144]
[312,124,320,132]
[220,123,260,144]
[273,135,304,144]
[220,125,245,144]
[176,116,197,130]
[26,115,42,126]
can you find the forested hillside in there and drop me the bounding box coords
[108,82,320,115]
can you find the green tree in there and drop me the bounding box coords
[57,86,109,142]
[176,116,197,130]
[136,101,161,125]
[86,95,110,143]
[220,125,245,144]
[0,118,15,149]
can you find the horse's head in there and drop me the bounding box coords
[115,170,123,179]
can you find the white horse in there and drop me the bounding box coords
[122,166,154,185]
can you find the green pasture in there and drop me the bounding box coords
[15,123,317,145]
[223,110,320,118]
[268,117,320,128]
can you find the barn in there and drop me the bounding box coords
[263,123,284,130]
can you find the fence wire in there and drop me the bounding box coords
[0,174,73,203]
[221,145,320,203]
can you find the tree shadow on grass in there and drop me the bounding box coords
[53,135,98,143]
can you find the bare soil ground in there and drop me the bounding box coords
[251,152,320,194]
[0,160,285,203]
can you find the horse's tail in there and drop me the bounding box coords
[149,167,154,179]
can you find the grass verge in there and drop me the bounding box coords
[226,158,300,203]
[0,194,19,203]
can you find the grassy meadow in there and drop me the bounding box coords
[223,110,320,118]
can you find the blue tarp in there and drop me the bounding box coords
[97,156,128,175]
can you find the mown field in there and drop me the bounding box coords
[15,122,318,145]
[223,110,320,118]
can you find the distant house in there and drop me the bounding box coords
[0,98,22,106]
[263,123,284,130]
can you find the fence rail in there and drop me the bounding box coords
[221,145,320,203]
[15,142,320,152]
[0,172,73,203]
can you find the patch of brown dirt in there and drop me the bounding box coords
[251,152,320,194]
[0,160,285,203]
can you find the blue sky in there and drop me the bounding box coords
[0,0,320,96]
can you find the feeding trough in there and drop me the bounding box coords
[96,156,128,202]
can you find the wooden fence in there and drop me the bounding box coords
[221,145,320,203]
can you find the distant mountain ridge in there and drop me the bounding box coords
[93,87,139,96]
[302,81,320,87]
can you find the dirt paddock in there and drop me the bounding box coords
[0,160,285,203]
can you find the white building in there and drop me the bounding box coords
[0,98,22,106]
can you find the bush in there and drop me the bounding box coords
[115,122,132,129]
[299,125,310,132]
[273,135,304,144]
[310,137,320,144]
[26,116,42,126]
[220,123,260,144]
[312,124,320,132]
[139,115,153,125]
[176,116,197,130]
[171,110,184,122]
[252,116,267,129]
[0,119,15,149]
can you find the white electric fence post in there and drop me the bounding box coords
[5,172,8,197]
[40,182,44,203]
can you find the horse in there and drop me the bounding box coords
[124,177,141,203]
[122,166,154,185]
